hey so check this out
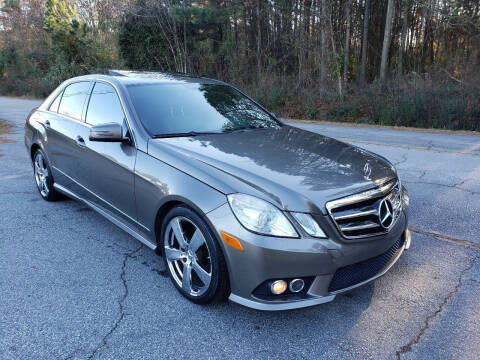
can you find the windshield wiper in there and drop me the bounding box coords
[152,131,222,138]
[222,125,269,133]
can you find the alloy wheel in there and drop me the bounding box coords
[34,152,50,197]
[164,216,212,297]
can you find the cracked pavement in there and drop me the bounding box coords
[1,97,479,359]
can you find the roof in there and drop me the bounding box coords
[106,70,222,85]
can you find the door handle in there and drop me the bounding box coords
[75,135,86,147]
[44,120,51,128]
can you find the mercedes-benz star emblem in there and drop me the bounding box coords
[378,198,394,229]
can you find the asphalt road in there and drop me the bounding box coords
[1,97,479,360]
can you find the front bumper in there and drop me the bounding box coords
[206,202,410,311]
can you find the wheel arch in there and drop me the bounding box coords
[153,196,231,296]
[153,195,226,255]
[30,143,41,161]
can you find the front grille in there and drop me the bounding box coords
[326,180,402,239]
[328,236,404,292]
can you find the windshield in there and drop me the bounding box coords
[126,83,280,136]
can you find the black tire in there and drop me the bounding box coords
[32,148,63,202]
[160,206,229,304]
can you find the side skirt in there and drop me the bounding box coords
[53,183,157,250]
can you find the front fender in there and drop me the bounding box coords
[134,150,227,245]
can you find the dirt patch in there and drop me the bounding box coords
[0,120,15,156]
[0,137,15,143]
[0,120,14,134]
[0,119,15,145]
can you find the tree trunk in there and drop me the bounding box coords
[319,0,327,95]
[343,0,352,83]
[380,0,395,84]
[398,0,409,76]
[327,4,343,98]
[359,0,370,84]
[183,0,187,73]
[256,0,261,82]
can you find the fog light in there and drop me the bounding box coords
[270,280,287,295]
[289,278,305,293]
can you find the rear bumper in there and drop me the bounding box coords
[206,203,410,311]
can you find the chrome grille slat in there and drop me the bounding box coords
[326,180,402,239]
[340,222,380,232]
[334,209,378,221]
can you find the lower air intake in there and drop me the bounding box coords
[328,237,404,292]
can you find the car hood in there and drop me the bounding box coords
[148,125,397,214]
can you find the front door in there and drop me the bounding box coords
[74,81,139,228]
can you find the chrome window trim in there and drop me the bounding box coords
[84,80,129,128]
[41,77,138,148]
[81,77,138,147]
[48,89,65,112]
[56,80,93,122]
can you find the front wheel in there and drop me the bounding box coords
[161,206,229,304]
[33,149,62,201]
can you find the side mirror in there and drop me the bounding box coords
[89,123,125,142]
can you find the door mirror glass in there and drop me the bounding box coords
[89,123,124,142]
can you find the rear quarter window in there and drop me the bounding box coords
[48,91,63,112]
[58,81,91,120]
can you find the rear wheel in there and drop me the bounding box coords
[161,206,229,304]
[33,149,62,201]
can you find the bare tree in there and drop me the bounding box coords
[256,0,262,82]
[380,0,395,84]
[343,0,352,83]
[398,0,409,76]
[327,5,343,98]
[359,0,370,84]
[319,0,327,95]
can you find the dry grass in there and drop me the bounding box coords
[0,120,15,158]
[0,119,11,133]
[285,118,480,136]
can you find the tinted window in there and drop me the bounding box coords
[86,82,125,126]
[49,91,62,112]
[126,83,279,136]
[58,82,91,120]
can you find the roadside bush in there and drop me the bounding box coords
[326,73,480,131]
[0,44,51,97]
[0,0,119,97]
[228,71,480,131]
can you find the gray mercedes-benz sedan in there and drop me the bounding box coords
[25,70,410,310]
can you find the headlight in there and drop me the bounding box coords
[227,194,298,237]
[291,212,327,238]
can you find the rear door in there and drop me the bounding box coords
[42,81,92,193]
[74,81,138,227]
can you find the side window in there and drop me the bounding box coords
[58,81,91,120]
[86,82,125,126]
[48,91,63,112]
